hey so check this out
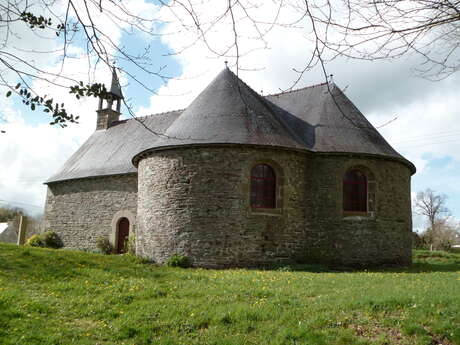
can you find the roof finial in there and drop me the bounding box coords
[224,60,228,69]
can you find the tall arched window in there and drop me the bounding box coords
[343,169,367,212]
[250,164,276,209]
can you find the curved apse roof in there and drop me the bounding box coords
[46,68,414,184]
[134,68,307,154]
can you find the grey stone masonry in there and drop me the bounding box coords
[44,174,137,250]
[303,155,412,267]
[137,146,308,268]
[136,146,412,268]
[96,109,120,130]
[43,145,412,268]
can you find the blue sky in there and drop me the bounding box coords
[1,0,459,232]
[118,35,182,112]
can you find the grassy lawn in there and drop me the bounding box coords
[0,244,459,345]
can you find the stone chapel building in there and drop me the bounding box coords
[44,68,415,268]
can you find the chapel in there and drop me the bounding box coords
[44,68,415,267]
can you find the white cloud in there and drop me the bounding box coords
[0,0,159,215]
[366,82,460,172]
[2,0,460,224]
[138,0,317,114]
[0,77,97,214]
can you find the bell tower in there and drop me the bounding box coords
[96,67,124,130]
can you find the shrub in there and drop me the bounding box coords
[96,236,113,255]
[41,231,63,249]
[167,254,190,268]
[128,255,155,265]
[26,234,44,247]
[126,234,136,255]
[276,265,293,272]
[26,231,63,249]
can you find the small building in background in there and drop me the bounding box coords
[0,222,17,243]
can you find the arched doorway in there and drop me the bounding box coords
[116,217,130,254]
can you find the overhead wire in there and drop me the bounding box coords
[392,130,460,145]
[0,199,43,209]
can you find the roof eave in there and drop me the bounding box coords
[131,142,416,175]
[44,171,138,185]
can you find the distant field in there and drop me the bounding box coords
[0,243,459,345]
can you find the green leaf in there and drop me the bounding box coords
[6,91,11,97]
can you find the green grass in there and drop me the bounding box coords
[0,244,459,345]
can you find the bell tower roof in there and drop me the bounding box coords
[95,66,123,130]
[109,67,123,99]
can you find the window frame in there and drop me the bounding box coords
[343,168,368,215]
[250,163,277,209]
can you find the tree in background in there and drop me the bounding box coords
[414,189,449,232]
[414,189,460,250]
[0,206,24,222]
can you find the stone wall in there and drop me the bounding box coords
[303,155,413,267]
[137,146,412,268]
[44,146,412,267]
[137,146,308,267]
[44,174,137,250]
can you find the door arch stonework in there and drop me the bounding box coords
[110,210,136,252]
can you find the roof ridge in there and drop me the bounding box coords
[226,68,264,98]
[225,69,309,148]
[130,108,185,122]
[265,82,328,97]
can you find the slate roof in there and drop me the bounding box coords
[135,68,307,155]
[46,68,414,183]
[109,68,123,99]
[265,82,404,158]
[47,111,180,182]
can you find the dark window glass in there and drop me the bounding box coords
[343,169,367,212]
[250,164,276,209]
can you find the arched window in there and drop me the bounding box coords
[343,169,367,212]
[250,164,276,209]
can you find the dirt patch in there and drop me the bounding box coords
[348,322,408,344]
[424,327,454,345]
[71,318,99,330]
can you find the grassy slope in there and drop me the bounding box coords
[0,244,459,345]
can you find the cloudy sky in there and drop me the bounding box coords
[0,0,459,230]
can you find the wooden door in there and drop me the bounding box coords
[116,217,129,254]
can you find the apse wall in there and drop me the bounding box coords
[136,146,308,267]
